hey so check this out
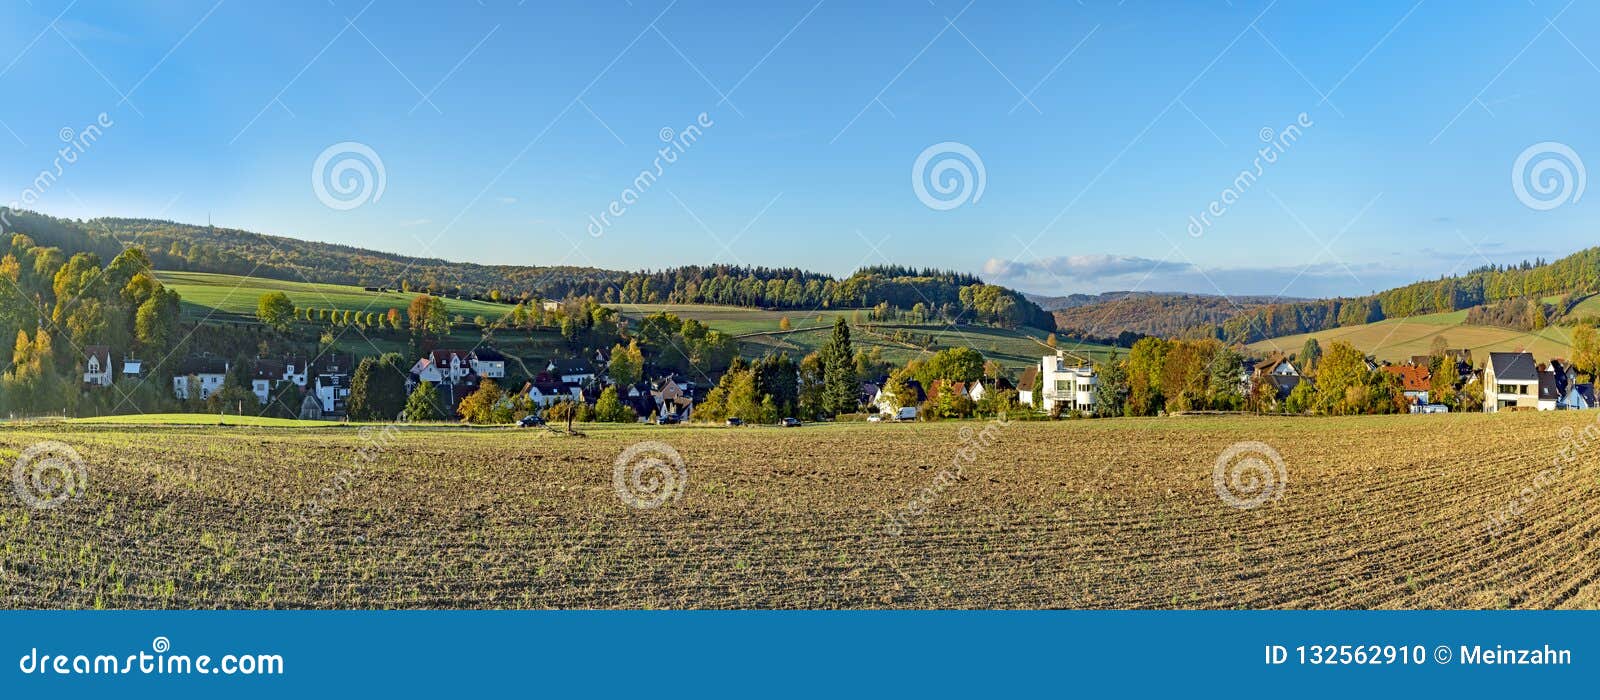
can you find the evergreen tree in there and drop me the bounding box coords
[403,381,443,421]
[818,318,858,415]
[1298,338,1322,373]
[347,357,380,420]
[1092,360,1129,417]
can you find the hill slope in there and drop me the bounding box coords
[2,209,1054,332]
[1220,250,1599,343]
[1247,307,1577,363]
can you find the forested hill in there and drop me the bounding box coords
[0,210,1055,331]
[1048,292,1294,339]
[1216,248,1600,343]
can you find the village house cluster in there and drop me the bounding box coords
[78,336,1598,421]
[74,342,708,422]
[1242,349,1595,413]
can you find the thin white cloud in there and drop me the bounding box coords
[982,255,1194,282]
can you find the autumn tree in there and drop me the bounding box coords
[608,339,644,387]
[1572,324,1600,379]
[407,294,450,336]
[457,379,505,423]
[1313,341,1372,415]
[256,291,296,332]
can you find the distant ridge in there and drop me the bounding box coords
[0,209,1056,331]
[1025,290,1307,312]
[1031,291,1303,339]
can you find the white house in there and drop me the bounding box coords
[1483,352,1542,413]
[251,358,285,405]
[469,349,506,379]
[283,356,309,387]
[1016,366,1038,406]
[1538,369,1560,412]
[1257,357,1300,377]
[412,349,475,385]
[526,381,583,407]
[548,358,596,385]
[173,355,229,400]
[313,354,352,415]
[650,375,695,419]
[83,345,112,386]
[967,378,1013,403]
[1040,353,1096,414]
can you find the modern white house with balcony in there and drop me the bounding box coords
[1040,352,1096,414]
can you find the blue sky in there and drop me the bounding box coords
[0,0,1596,299]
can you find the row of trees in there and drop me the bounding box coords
[1091,337,1441,418]
[1094,337,1247,417]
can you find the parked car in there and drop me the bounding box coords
[867,414,883,422]
[781,417,801,427]
[895,407,918,422]
[517,415,545,428]
[656,414,680,425]
[726,417,744,426]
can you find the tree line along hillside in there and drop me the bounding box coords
[6,211,1054,332]
[1213,250,1600,343]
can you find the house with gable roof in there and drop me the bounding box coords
[83,345,113,387]
[1483,352,1542,412]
